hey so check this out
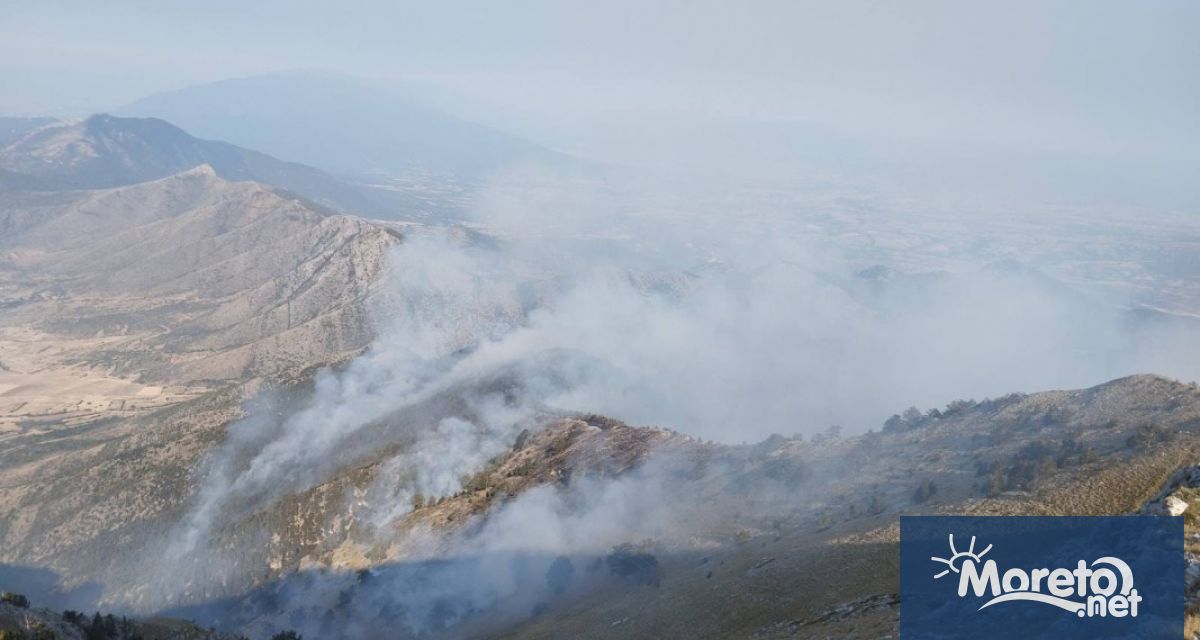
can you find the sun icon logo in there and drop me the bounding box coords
[930,534,992,579]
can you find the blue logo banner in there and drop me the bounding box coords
[900,515,1182,639]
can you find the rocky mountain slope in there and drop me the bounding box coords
[148,375,1200,638]
[0,116,455,636]
[489,374,1200,640]
[0,157,409,570]
[0,163,403,386]
[9,371,1197,639]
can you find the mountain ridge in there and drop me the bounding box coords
[5,374,1195,638]
[0,114,395,218]
[0,163,404,390]
[118,71,571,178]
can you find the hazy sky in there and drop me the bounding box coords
[2,1,1197,163]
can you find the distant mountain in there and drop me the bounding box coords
[0,114,395,216]
[0,116,55,147]
[118,71,569,177]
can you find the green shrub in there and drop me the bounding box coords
[546,555,576,594]
[606,543,659,586]
[912,479,938,504]
[0,591,28,608]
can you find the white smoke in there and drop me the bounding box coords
[360,413,519,530]
[163,232,533,565]
[142,165,1200,634]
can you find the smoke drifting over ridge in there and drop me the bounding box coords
[128,166,1200,636]
[1,4,1194,638]
[168,452,716,639]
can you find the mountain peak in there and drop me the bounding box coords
[0,114,215,189]
[180,162,218,178]
[81,112,184,136]
[0,114,391,216]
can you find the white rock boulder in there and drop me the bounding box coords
[1164,495,1190,516]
